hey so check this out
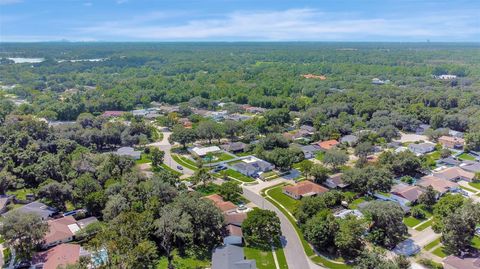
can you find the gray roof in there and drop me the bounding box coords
[232,159,272,173]
[222,142,247,152]
[300,125,315,133]
[408,143,435,151]
[212,245,256,269]
[76,216,99,229]
[3,201,56,219]
[340,135,358,144]
[438,157,462,166]
[115,147,141,158]
[300,144,321,153]
[460,161,480,173]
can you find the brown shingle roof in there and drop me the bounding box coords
[32,243,81,269]
[283,181,328,197]
[443,254,480,269]
[417,175,459,194]
[391,184,424,202]
[433,167,475,181]
[225,213,247,226]
[44,216,78,245]
[204,194,237,213]
[226,224,243,237]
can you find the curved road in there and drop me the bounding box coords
[243,186,324,269]
[147,131,194,178]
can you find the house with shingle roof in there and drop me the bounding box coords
[316,140,339,151]
[417,175,459,195]
[283,181,328,200]
[324,173,349,189]
[3,201,56,220]
[204,194,237,214]
[212,244,256,269]
[32,243,91,269]
[460,161,480,174]
[432,167,475,182]
[390,183,424,203]
[439,136,465,149]
[408,142,436,155]
[443,253,480,269]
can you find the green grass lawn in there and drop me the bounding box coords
[458,152,476,161]
[244,247,276,269]
[275,247,289,269]
[424,238,441,251]
[432,246,447,258]
[403,216,423,228]
[472,236,480,250]
[267,185,301,214]
[415,219,433,231]
[469,182,480,191]
[7,188,34,200]
[212,152,235,162]
[153,164,182,176]
[427,151,441,160]
[224,169,256,182]
[316,151,325,161]
[156,251,210,269]
[194,184,219,196]
[135,153,152,164]
[460,185,478,193]
[172,154,198,170]
[348,197,366,209]
[310,256,351,269]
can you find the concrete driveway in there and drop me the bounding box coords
[147,131,194,178]
[243,186,324,269]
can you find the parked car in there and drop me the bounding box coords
[177,165,183,170]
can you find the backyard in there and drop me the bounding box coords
[266,185,301,214]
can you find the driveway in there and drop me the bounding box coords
[147,131,194,178]
[243,186,324,269]
[410,227,440,248]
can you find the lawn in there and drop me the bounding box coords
[172,154,198,170]
[424,238,441,251]
[310,255,351,269]
[211,152,235,162]
[472,236,480,250]
[469,182,480,191]
[275,247,289,269]
[244,247,276,269]
[403,216,423,228]
[316,151,325,161]
[156,251,209,269]
[427,151,441,160]
[7,188,34,200]
[460,185,478,193]
[458,152,476,161]
[224,169,256,183]
[195,184,219,196]
[348,197,366,209]
[153,164,182,176]
[267,185,301,214]
[432,246,447,258]
[135,153,152,164]
[415,219,433,231]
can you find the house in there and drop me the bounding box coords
[439,136,465,149]
[339,135,358,146]
[300,125,315,134]
[317,140,339,151]
[372,78,385,85]
[222,142,247,153]
[44,216,79,248]
[204,194,237,214]
[3,201,56,220]
[390,183,424,203]
[224,224,243,246]
[32,243,90,269]
[298,144,322,159]
[408,142,436,155]
[178,117,193,128]
[433,167,475,182]
[211,244,256,269]
[324,173,349,189]
[241,105,266,114]
[231,156,274,177]
[225,213,247,227]
[416,124,431,135]
[435,74,457,80]
[449,130,464,138]
[190,146,221,157]
[101,111,125,117]
[333,209,363,219]
[460,161,480,174]
[443,254,480,269]
[43,216,98,249]
[437,157,462,167]
[417,175,459,195]
[114,147,141,160]
[282,181,328,200]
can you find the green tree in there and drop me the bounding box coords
[242,209,281,248]
[310,164,329,184]
[323,149,348,171]
[0,212,48,260]
[192,167,213,187]
[363,201,408,248]
[303,209,338,252]
[335,215,367,258]
[169,125,197,148]
[432,194,465,232]
[418,186,437,210]
[218,181,242,203]
[37,180,72,211]
[150,147,165,167]
[298,160,313,179]
[197,120,223,144]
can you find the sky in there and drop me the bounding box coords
[1,0,480,42]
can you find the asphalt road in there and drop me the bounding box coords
[243,187,324,269]
[147,131,194,178]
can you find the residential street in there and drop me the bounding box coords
[243,184,325,269]
[147,130,194,178]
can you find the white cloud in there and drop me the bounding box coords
[76,8,480,41]
[0,0,22,5]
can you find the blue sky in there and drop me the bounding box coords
[1,0,479,42]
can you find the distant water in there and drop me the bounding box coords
[8,57,45,63]
[57,58,106,63]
